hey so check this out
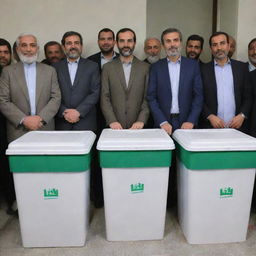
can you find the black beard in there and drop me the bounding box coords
[100,47,114,55]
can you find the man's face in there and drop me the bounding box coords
[228,37,236,58]
[45,44,63,63]
[186,40,202,60]
[144,39,161,57]
[17,35,39,64]
[98,31,115,55]
[248,41,256,65]
[63,35,82,60]
[0,45,11,67]
[162,32,182,57]
[210,34,230,61]
[117,31,136,57]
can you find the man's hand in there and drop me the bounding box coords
[207,114,226,128]
[160,122,172,135]
[64,109,80,123]
[229,114,245,129]
[181,122,194,129]
[22,115,42,131]
[129,121,144,129]
[110,122,123,129]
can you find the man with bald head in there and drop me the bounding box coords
[144,37,161,64]
[0,33,61,142]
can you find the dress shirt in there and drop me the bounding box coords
[122,59,132,87]
[23,62,36,115]
[101,52,116,68]
[67,58,79,85]
[214,59,235,125]
[167,57,181,114]
[249,61,256,72]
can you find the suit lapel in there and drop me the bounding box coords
[36,63,44,106]
[72,59,83,88]
[231,60,239,106]
[127,57,137,90]
[178,57,185,99]
[162,58,172,96]
[15,62,30,103]
[62,59,73,88]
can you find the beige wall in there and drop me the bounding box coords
[146,0,213,62]
[0,0,147,61]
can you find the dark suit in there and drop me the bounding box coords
[53,57,100,132]
[199,60,252,133]
[249,69,256,136]
[88,51,119,72]
[147,56,203,128]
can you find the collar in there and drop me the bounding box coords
[214,58,231,66]
[101,52,116,60]
[23,61,36,68]
[167,56,181,64]
[67,57,80,64]
[120,56,133,65]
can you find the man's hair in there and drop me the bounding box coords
[16,33,38,46]
[0,38,12,54]
[44,41,62,55]
[248,38,256,49]
[209,31,229,46]
[186,34,204,49]
[161,28,182,44]
[144,37,161,46]
[61,31,83,45]
[116,28,136,42]
[98,28,115,40]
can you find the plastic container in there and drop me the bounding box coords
[172,128,256,244]
[7,131,96,248]
[97,129,175,241]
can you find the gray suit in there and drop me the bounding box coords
[101,57,150,128]
[0,62,61,142]
[53,58,100,132]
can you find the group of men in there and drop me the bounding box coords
[0,27,256,212]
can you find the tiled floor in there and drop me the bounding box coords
[1,202,256,256]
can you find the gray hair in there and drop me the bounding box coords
[161,28,182,44]
[16,33,38,46]
[144,37,161,46]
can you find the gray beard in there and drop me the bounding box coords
[18,52,38,64]
[147,55,160,64]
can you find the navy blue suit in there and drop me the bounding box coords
[147,56,203,128]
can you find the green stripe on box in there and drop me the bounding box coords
[99,150,172,168]
[9,154,91,173]
[176,144,256,170]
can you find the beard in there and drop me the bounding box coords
[118,46,134,57]
[146,55,160,64]
[0,57,11,67]
[166,46,182,57]
[249,55,256,64]
[187,51,200,59]
[18,52,38,64]
[100,45,114,55]
[214,50,228,60]
[66,48,81,60]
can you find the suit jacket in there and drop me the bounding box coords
[0,62,61,142]
[249,69,256,136]
[88,51,119,72]
[53,57,100,132]
[101,56,150,129]
[147,56,203,127]
[199,59,252,132]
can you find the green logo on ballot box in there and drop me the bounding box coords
[131,183,144,193]
[220,187,233,198]
[44,188,59,199]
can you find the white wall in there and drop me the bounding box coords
[0,0,147,60]
[146,0,213,62]
[236,0,256,62]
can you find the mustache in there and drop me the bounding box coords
[69,48,78,52]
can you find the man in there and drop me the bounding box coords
[148,28,203,135]
[144,37,161,64]
[199,32,251,133]
[0,38,12,73]
[53,31,101,207]
[250,69,256,136]
[0,38,13,215]
[0,33,61,142]
[101,28,150,130]
[0,34,61,214]
[53,31,100,131]
[248,38,256,72]
[228,35,236,59]
[88,28,119,71]
[186,34,204,65]
[41,41,64,65]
